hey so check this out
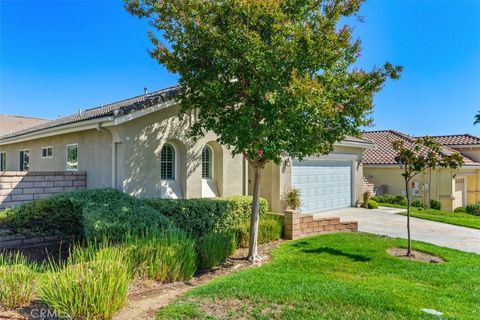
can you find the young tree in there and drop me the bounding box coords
[126,0,402,261]
[392,137,463,256]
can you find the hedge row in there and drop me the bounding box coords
[145,196,268,237]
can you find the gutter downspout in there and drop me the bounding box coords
[97,123,122,189]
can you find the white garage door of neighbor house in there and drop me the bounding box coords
[292,160,352,213]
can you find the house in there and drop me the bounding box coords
[0,85,374,213]
[363,130,480,211]
[0,115,48,137]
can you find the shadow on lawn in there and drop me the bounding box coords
[301,247,371,262]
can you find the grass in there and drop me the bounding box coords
[379,203,480,229]
[0,252,38,309]
[157,232,480,320]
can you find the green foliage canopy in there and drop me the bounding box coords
[126,0,402,166]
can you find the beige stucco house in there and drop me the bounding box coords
[363,130,480,212]
[0,85,374,213]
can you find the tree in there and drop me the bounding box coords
[475,111,480,125]
[392,137,463,256]
[126,0,402,261]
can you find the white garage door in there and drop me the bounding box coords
[292,160,352,213]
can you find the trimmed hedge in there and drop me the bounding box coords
[367,200,378,209]
[0,189,173,242]
[466,203,480,216]
[233,213,283,248]
[454,207,467,213]
[430,199,442,210]
[371,194,407,206]
[145,196,268,238]
[411,199,424,208]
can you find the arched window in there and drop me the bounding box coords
[202,145,213,179]
[161,143,175,180]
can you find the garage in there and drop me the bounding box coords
[291,160,353,213]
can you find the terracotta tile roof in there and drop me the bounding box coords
[0,115,49,137]
[362,130,479,166]
[0,85,180,140]
[430,134,480,146]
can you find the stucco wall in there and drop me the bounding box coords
[362,166,476,211]
[0,129,112,189]
[114,105,245,199]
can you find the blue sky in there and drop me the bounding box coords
[0,0,479,136]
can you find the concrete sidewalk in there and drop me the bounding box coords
[314,207,480,254]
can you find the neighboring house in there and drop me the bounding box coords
[0,85,374,213]
[363,130,480,211]
[0,115,48,137]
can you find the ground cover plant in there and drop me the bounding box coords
[157,232,480,320]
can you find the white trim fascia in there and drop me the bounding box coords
[335,140,376,149]
[0,117,115,146]
[444,144,480,149]
[108,100,178,126]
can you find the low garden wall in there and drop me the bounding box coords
[284,210,358,240]
[0,171,86,210]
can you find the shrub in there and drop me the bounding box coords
[430,199,442,210]
[466,203,480,216]
[0,196,83,237]
[367,200,378,209]
[233,213,283,248]
[196,232,236,270]
[454,207,467,213]
[362,191,371,208]
[0,252,37,309]
[411,199,424,208]
[145,196,268,238]
[1,189,173,243]
[40,244,131,320]
[284,189,301,210]
[123,229,196,282]
[371,194,407,206]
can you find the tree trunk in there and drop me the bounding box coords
[247,165,262,262]
[405,178,412,256]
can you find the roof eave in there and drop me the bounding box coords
[336,140,376,149]
[0,116,115,146]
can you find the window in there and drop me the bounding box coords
[160,143,175,180]
[202,146,213,179]
[0,152,6,171]
[19,150,29,171]
[41,146,53,158]
[66,144,78,171]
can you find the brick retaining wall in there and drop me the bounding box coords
[284,209,358,240]
[0,171,86,209]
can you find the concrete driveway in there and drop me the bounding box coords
[314,207,480,254]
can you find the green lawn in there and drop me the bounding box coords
[379,203,480,230]
[157,233,480,320]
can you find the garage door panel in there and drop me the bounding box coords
[292,160,352,213]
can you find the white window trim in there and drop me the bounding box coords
[66,143,78,171]
[161,143,177,181]
[41,146,53,158]
[202,145,214,180]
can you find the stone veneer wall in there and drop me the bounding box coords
[284,209,358,240]
[0,171,86,209]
